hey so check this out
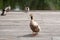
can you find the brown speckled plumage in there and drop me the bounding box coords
[30,14,40,33]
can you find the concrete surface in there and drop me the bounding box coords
[0,11,60,40]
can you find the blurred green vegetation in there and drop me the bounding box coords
[0,0,3,9]
[0,0,60,10]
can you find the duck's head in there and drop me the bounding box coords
[30,14,33,20]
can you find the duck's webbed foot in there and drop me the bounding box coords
[32,32,38,37]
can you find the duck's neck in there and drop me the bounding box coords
[31,16,33,20]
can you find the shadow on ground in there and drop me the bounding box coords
[17,34,33,38]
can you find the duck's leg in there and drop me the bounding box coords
[32,32,38,36]
[32,32,35,36]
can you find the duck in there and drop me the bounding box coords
[1,6,11,16]
[25,6,29,12]
[29,14,40,36]
[5,6,11,12]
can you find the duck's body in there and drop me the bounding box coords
[5,6,11,12]
[30,14,40,36]
[30,20,40,32]
[1,6,11,16]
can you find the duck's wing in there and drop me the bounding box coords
[33,21,41,31]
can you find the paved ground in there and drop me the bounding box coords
[0,11,60,40]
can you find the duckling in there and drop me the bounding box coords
[1,6,11,16]
[29,14,40,36]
